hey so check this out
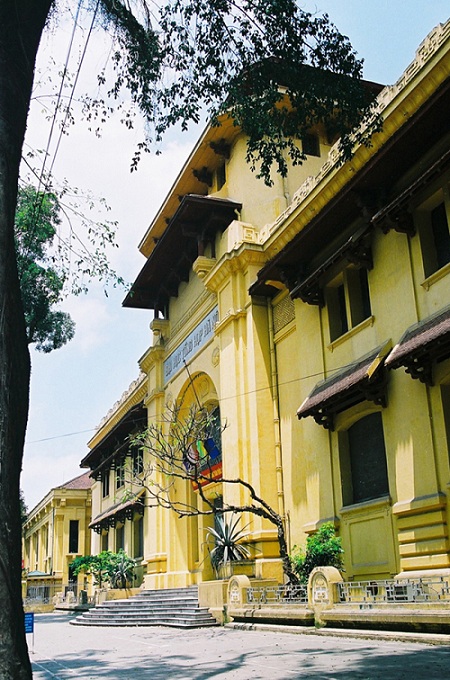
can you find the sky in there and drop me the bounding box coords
[21,1,450,511]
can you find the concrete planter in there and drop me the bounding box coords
[218,560,255,579]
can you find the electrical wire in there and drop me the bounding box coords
[25,354,372,444]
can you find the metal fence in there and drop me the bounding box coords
[244,576,450,608]
[336,577,450,605]
[246,584,308,605]
[24,582,90,606]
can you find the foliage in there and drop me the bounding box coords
[20,490,28,528]
[42,1,381,184]
[110,551,136,589]
[206,514,251,578]
[290,522,344,584]
[71,550,135,589]
[15,185,75,352]
[130,401,298,584]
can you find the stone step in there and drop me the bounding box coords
[109,597,199,606]
[82,608,211,619]
[71,618,217,628]
[70,586,217,629]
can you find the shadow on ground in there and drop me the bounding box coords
[31,632,450,680]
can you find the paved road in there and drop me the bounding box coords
[30,612,450,679]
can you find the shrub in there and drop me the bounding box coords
[290,522,344,584]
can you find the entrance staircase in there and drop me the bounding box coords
[70,586,218,628]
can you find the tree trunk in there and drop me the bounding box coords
[273,514,298,585]
[0,2,53,677]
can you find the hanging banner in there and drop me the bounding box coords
[164,306,219,383]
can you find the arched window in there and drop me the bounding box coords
[340,412,389,505]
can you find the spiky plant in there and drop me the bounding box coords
[207,513,252,578]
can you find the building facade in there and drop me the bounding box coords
[84,21,450,589]
[81,375,148,588]
[22,472,92,593]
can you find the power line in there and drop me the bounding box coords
[26,355,369,444]
[27,428,96,444]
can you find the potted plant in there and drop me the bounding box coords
[206,513,254,579]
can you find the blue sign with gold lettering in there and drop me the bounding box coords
[164,306,219,383]
[24,612,34,634]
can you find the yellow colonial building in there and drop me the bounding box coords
[81,376,148,586]
[22,472,92,595]
[83,20,450,592]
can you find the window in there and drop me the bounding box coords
[116,459,125,490]
[102,470,110,498]
[216,162,226,190]
[116,524,125,551]
[326,267,371,342]
[431,202,450,270]
[441,385,450,466]
[69,520,79,554]
[418,189,450,277]
[340,412,389,505]
[132,447,143,476]
[101,531,109,552]
[302,133,320,157]
[133,516,144,558]
[213,496,223,534]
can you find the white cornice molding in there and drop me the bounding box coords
[88,373,147,449]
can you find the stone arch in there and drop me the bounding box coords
[173,371,223,581]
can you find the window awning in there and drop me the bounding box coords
[385,306,450,385]
[297,342,391,430]
[89,492,145,533]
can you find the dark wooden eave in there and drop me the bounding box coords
[385,306,450,386]
[297,344,390,430]
[289,224,373,306]
[372,146,450,236]
[89,492,144,533]
[123,194,242,311]
[249,77,450,299]
[81,403,147,472]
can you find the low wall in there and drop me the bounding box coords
[222,568,450,634]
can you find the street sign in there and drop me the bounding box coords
[24,612,34,634]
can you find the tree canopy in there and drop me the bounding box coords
[15,185,75,353]
[52,0,380,181]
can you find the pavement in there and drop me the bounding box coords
[29,611,450,679]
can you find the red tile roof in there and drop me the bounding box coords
[58,471,93,491]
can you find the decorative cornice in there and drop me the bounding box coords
[88,374,147,449]
[205,243,267,293]
[145,388,165,406]
[139,345,165,374]
[259,20,450,259]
